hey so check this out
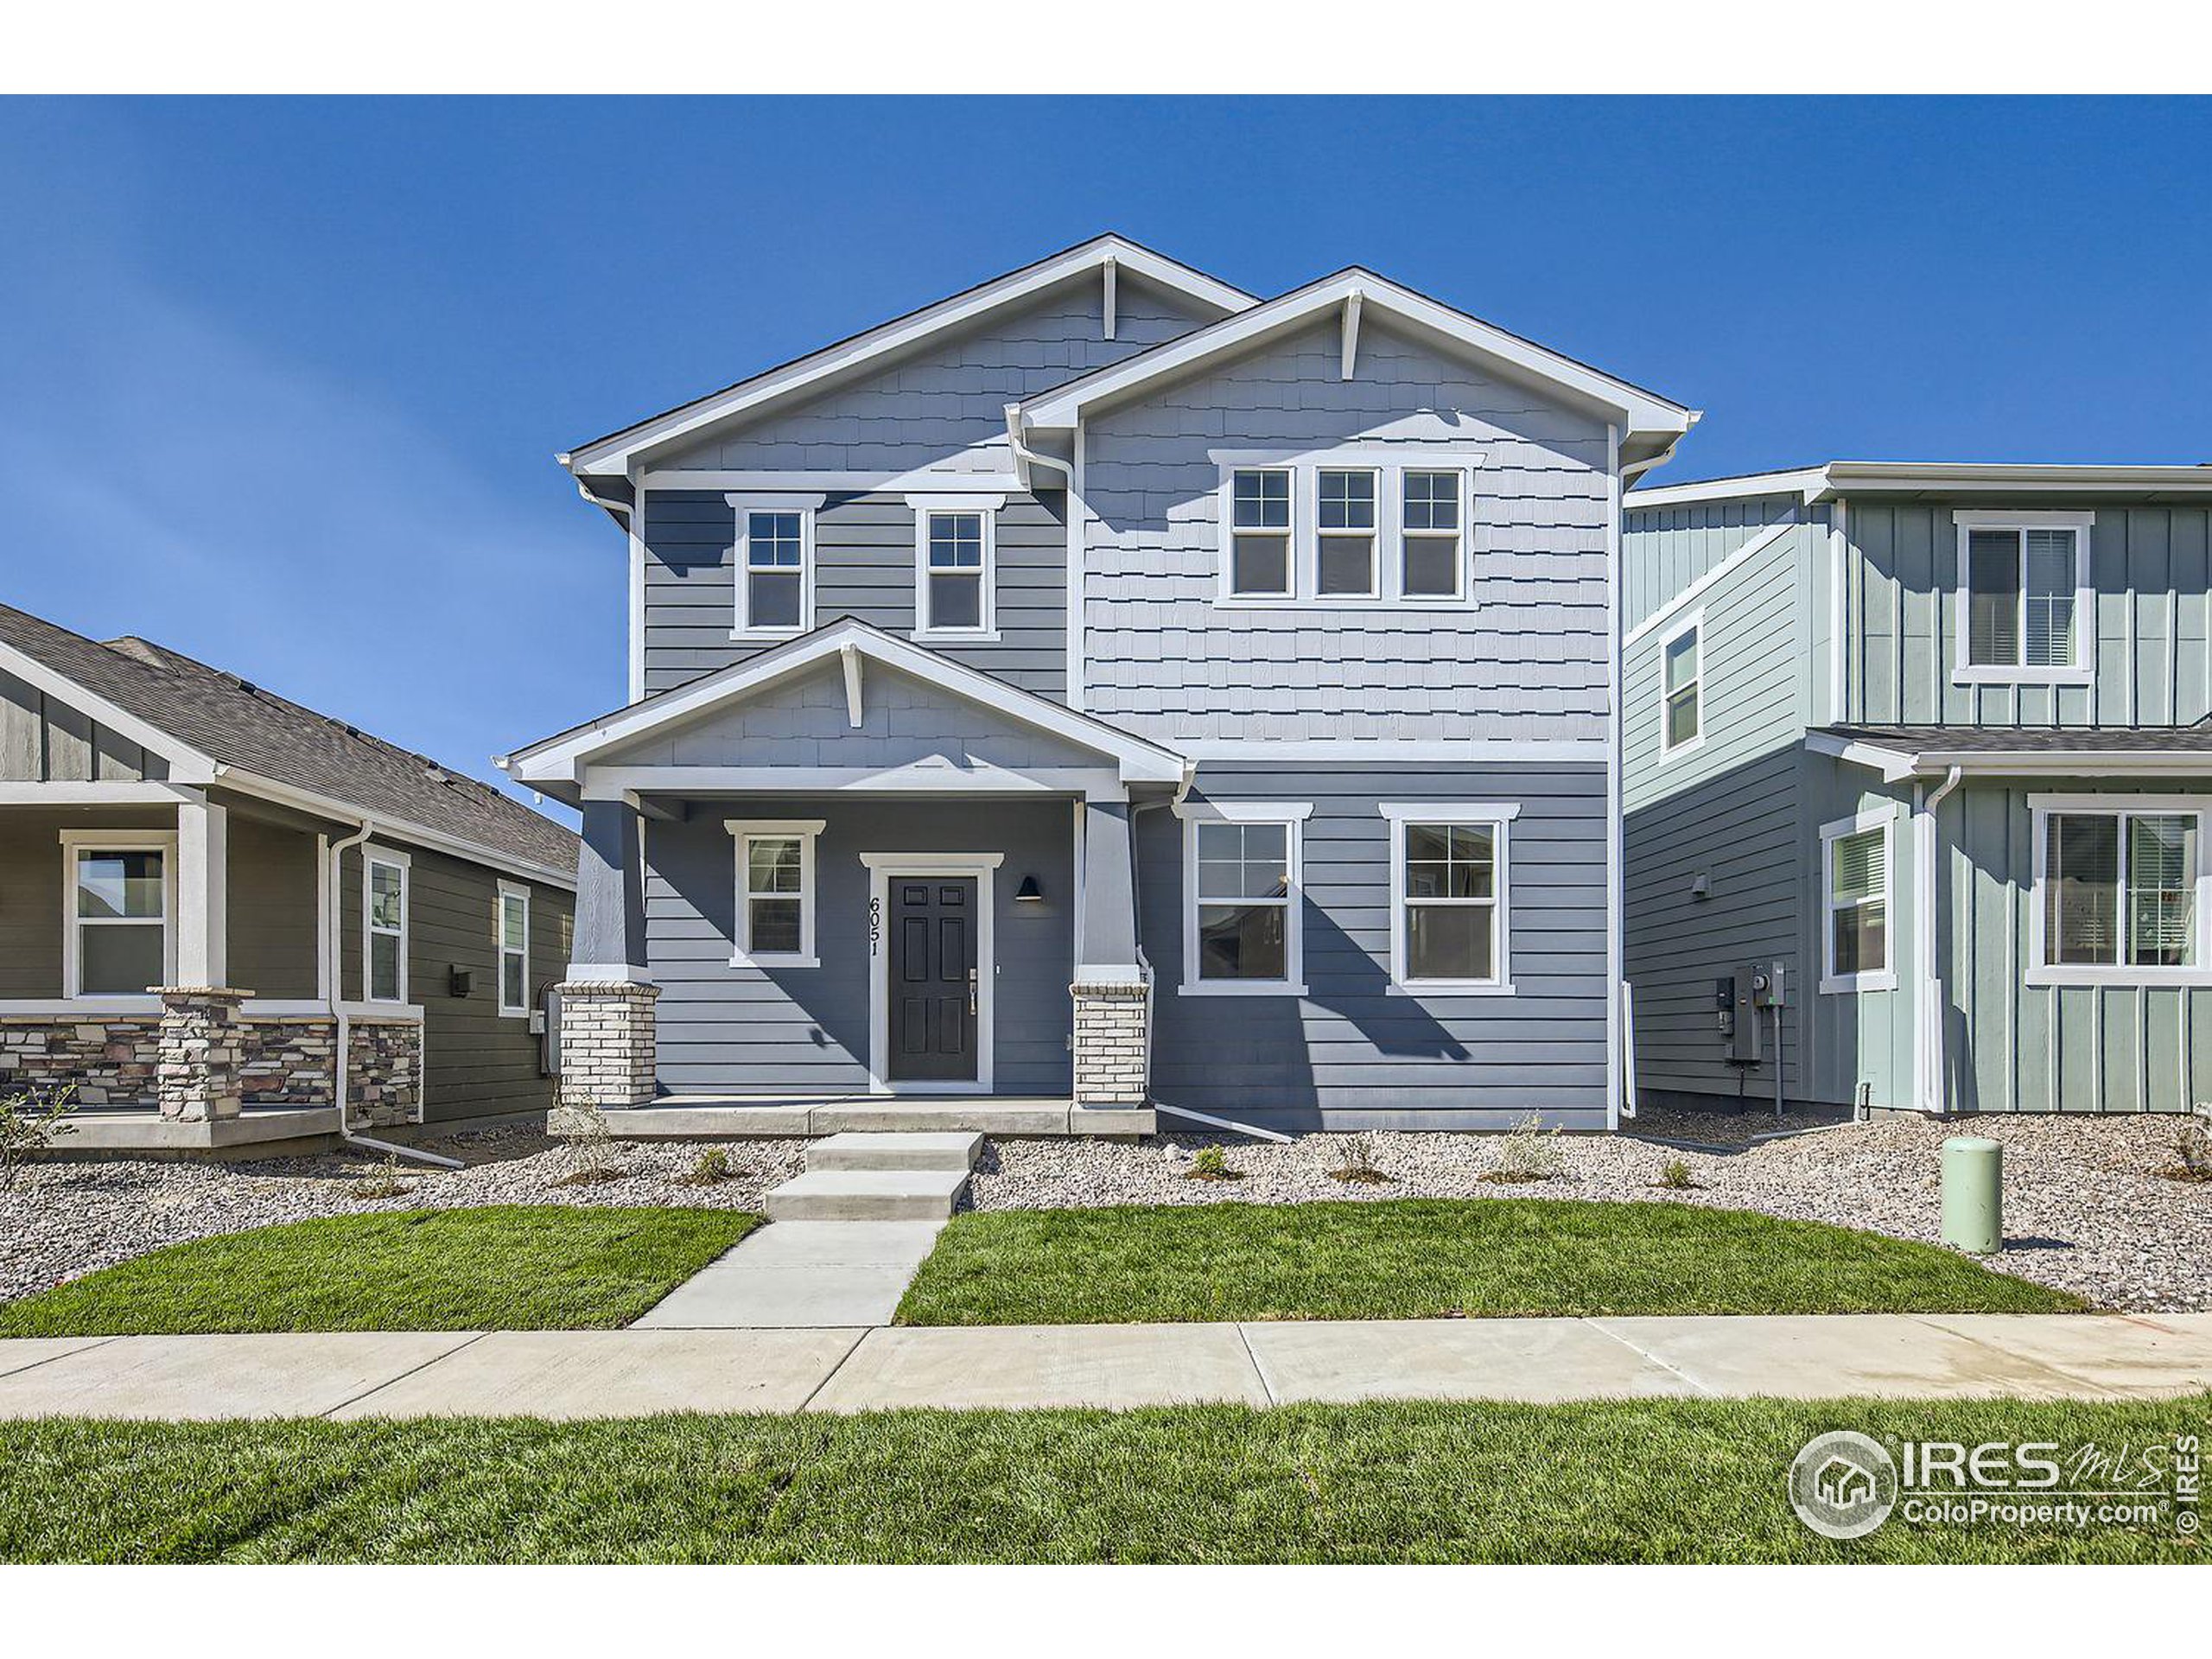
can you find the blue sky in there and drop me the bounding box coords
[3,97,2207,810]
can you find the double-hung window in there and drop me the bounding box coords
[1316,468,1379,598]
[1227,467,1293,599]
[728,494,819,639]
[62,831,175,998]
[1181,804,1309,995]
[727,818,823,968]
[1820,810,1895,992]
[1400,470,1465,600]
[364,850,409,1004]
[1383,805,1514,991]
[1661,617,1702,754]
[2034,801,2205,981]
[1955,512,2092,679]
[910,494,1001,638]
[497,881,531,1018]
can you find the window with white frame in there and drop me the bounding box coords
[1661,618,1701,753]
[1955,514,2090,677]
[1384,806,1513,990]
[63,832,175,998]
[728,818,823,967]
[1820,811,1894,992]
[2040,807,2201,973]
[1182,805,1307,993]
[364,851,409,1003]
[1316,468,1380,598]
[729,495,819,638]
[497,881,531,1017]
[1400,469,1465,600]
[914,504,997,636]
[1227,467,1294,598]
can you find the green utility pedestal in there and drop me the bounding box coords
[1942,1135,2003,1255]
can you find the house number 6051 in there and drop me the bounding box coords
[867,896,881,956]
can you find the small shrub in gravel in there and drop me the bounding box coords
[1325,1135,1393,1185]
[1656,1159,1701,1192]
[351,1153,414,1201]
[557,1104,628,1185]
[2155,1121,2212,1184]
[1185,1145,1244,1182]
[0,1087,75,1187]
[676,1147,739,1186]
[1479,1113,1566,1185]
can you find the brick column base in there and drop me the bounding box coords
[1071,977,1149,1108]
[156,987,251,1122]
[556,981,659,1110]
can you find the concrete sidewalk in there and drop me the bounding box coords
[2,1313,2209,1421]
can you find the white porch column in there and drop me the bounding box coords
[175,794,228,988]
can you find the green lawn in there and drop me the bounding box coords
[0,1396,2197,1562]
[0,1206,760,1336]
[896,1198,2084,1325]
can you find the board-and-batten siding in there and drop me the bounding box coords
[1143,762,1612,1128]
[640,487,1069,699]
[1620,493,1809,632]
[646,276,1215,477]
[0,669,167,783]
[1844,500,2212,727]
[1081,319,1615,744]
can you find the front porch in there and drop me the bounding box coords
[552,1093,1152,1137]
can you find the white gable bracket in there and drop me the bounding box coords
[1340,289,1362,381]
[1102,255,1118,341]
[840,642,863,728]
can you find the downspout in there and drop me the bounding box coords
[327,821,461,1170]
[1003,405,1073,486]
[575,477,633,522]
[1915,766,1965,1116]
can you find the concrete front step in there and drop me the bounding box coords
[765,1166,970,1222]
[806,1131,983,1173]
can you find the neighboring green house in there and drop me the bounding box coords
[0,602,578,1153]
[1623,462,2212,1116]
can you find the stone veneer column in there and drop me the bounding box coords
[1071,976,1149,1108]
[556,980,660,1109]
[155,987,251,1122]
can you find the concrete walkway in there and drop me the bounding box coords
[2,1313,2209,1421]
[630,1220,945,1330]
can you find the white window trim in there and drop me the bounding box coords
[727,817,825,969]
[1212,448,1484,612]
[1379,803,1518,995]
[1657,610,1706,761]
[728,493,823,642]
[1818,806,1899,995]
[1950,510,2096,686]
[2025,792,2212,987]
[496,879,531,1019]
[362,847,410,1006]
[909,493,1004,641]
[1175,800,1312,997]
[59,829,179,1001]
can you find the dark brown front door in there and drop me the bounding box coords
[889,877,978,1082]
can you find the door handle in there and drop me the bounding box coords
[968,966,978,1016]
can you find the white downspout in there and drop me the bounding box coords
[1003,405,1073,486]
[327,820,461,1170]
[1916,766,1965,1116]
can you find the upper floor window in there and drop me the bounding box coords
[61,830,175,999]
[908,493,1002,639]
[1382,804,1516,993]
[1820,810,1896,994]
[1228,467,1293,599]
[1954,512,2093,682]
[1179,803,1310,996]
[497,881,531,1018]
[1401,470,1465,600]
[364,850,410,1004]
[2033,802,2204,983]
[1660,616,1702,754]
[1317,469,1379,598]
[727,493,821,639]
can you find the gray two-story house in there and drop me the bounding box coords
[504,234,1696,1135]
[1623,461,2212,1118]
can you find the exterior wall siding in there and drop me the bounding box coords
[0,671,168,783]
[641,487,1068,699]
[225,813,320,1000]
[1080,319,1617,742]
[1141,761,1612,1129]
[1620,492,1808,632]
[644,798,1075,1097]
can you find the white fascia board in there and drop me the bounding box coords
[1804,730,1923,783]
[1624,468,1832,510]
[565,238,1255,477]
[1806,729,2212,783]
[0,639,219,782]
[1821,461,2212,499]
[1016,270,1694,438]
[213,768,579,891]
[507,620,1185,786]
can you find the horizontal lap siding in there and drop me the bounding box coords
[1621,494,1806,632]
[226,816,319,1000]
[1081,319,1615,743]
[1141,763,1610,1128]
[1847,500,2212,727]
[645,799,1073,1096]
[642,489,1068,699]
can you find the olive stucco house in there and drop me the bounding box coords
[1623,461,2212,1117]
[0,601,578,1153]
[503,233,1699,1135]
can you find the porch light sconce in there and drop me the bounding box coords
[1014,874,1044,904]
[1689,874,1711,901]
[448,965,474,998]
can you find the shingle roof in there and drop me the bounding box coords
[0,601,577,877]
[1820,723,2212,754]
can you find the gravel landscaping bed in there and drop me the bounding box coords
[0,1128,805,1304]
[967,1115,2212,1313]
